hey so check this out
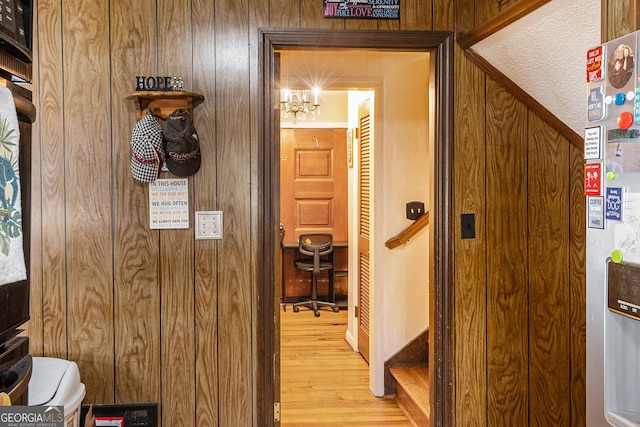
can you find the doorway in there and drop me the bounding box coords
[258,29,454,426]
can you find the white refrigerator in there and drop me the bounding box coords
[586,30,640,426]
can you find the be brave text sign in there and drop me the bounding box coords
[323,0,399,19]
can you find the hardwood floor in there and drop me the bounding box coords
[280,306,413,426]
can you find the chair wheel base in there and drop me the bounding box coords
[291,298,339,316]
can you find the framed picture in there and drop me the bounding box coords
[346,128,354,167]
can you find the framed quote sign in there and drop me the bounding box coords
[323,0,399,19]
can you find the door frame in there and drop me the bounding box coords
[258,29,454,426]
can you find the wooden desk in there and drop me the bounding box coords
[281,241,348,309]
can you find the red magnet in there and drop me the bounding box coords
[618,111,633,130]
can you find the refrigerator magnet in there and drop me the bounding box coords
[588,196,605,229]
[605,187,624,221]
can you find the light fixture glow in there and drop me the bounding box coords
[280,88,321,123]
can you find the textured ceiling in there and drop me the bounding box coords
[472,0,601,134]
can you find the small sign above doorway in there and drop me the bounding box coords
[323,0,399,19]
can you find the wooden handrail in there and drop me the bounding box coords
[385,212,430,249]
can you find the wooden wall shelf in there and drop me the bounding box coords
[127,91,204,119]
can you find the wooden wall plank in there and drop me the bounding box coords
[159,229,195,427]
[527,114,570,425]
[433,0,453,31]
[476,0,505,27]
[452,33,488,427]
[215,0,253,424]
[401,0,433,30]
[455,0,477,36]
[485,77,529,426]
[62,0,114,402]
[111,0,161,405]
[568,143,586,427]
[192,0,219,425]
[345,17,378,30]
[26,0,43,357]
[270,0,301,28]
[606,0,632,40]
[157,0,196,425]
[377,15,399,31]
[37,0,67,360]
[301,0,343,29]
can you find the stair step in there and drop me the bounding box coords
[390,366,429,427]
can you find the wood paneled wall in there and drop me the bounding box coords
[25,0,586,425]
[453,1,586,426]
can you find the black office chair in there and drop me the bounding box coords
[292,233,340,317]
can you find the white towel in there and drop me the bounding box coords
[0,84,26,286]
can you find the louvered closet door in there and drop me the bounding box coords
[357,99,371,364]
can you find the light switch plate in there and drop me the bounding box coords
[460,213,475,239]
[195,211,223,240]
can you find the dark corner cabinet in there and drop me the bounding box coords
[0,79,35,405]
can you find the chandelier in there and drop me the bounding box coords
[280,88,320,123]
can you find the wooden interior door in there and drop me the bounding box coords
[280,128,348,298]
[357,99,371,363]
[280,128,348,241]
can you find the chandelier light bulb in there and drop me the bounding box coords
[280,88,321,124]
